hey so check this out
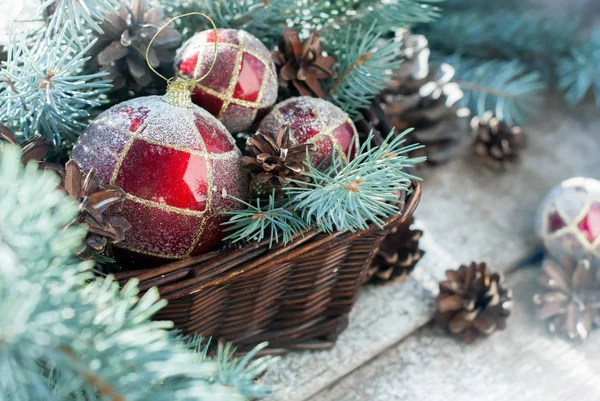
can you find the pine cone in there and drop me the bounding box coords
[376,30,468,165]
[365,216,424,284]
[243,125,317,189]
[436,262,513,343]
[62,161,130,260]
[89,0,182,94]
[533,257,600,340]
[0,124,61,170]
[471,112,526,169]
[272,28,337,98]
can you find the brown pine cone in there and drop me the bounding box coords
[436,262,513,343]
[0,124,62,170]
[61,161,131,260]
[376,30,468,165]
[534,257,600,340]
[365,216,424,284]
[243,125,317,189]
[272,28,337,98]
[89,0,182,94]
[471,112,526,169]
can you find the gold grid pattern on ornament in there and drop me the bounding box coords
[542,191,600,257]
[104,114,239,260]
[188,36,276,122]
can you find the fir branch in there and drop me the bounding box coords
[340,0,442,32]
[0,26,111,144]
[300,0,441,32]
[0,146,276,401]
[326,24,404,120]
[450,57,546,125]
[168,0,296,46]
[285,131,424,234]
[558,28,600,106]
[419,11,579,62]
[222,192,308,247]
[41,0,118,37]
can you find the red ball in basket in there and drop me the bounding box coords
[72,94,248,265]
[175,28,278,134]
[259,96,359,168]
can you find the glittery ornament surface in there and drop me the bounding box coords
[175,29,278,134]
[72,96,248,263]
[259,97,359,167]
[537,177,600,265]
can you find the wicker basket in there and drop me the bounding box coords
[114,182,421,354]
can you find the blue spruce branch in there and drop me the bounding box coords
[448,57,546,125]
[326,24,404,120]
[0,24,111,144]
[0,146,276,401]
[558,28,600,106]
[222,192,308,247]
[285,130,424,234]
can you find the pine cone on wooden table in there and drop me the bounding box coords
[273,28,337,98]
[89,0,182,94]
[534,257,600,340]
[365,216,424,284]
[243,125,317,190]
[470,111,526,169]
[436,262,513,343]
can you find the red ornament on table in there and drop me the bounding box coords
[537,177,600,265]
[258,96,359,168]
[72,90,248,265]
[175,29,278,134]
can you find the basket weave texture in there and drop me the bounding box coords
[114,183,422,354]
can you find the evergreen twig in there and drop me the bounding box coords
[558,27,600,106]
[0,27,111,144]
[450,57,546,125]
[0,145,276,401]
[285,130,424,233]
[222,192,308,247]
[326,24,404,120]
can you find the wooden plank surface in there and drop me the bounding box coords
[262,235,454,401]
[265,103,600,400]
[312,269,600,401]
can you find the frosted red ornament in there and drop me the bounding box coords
[72,95,248,264]
[175,29,278,134]
[258,97,359,167]
[536,177,600,265]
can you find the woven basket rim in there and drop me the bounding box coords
[115,181,422,300]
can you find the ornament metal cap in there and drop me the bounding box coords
[165,78,193,108]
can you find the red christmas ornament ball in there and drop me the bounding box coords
[258,97,359,167]
[72,95,248,264]
[175,29,278,134]
[537,177,600,265]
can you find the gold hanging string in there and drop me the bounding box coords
[146,12,218,86]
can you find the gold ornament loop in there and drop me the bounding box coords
[146,11,218,84]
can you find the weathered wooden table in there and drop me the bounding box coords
[263,102,600,401]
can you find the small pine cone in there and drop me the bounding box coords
[436,262,513,343]
[272,28,337,98]
[365,216,424,284]
[243,125,317,189]
[89,0,182,94]
[471,112,526,169]
[62,161,131,259]
[534,257,600,340]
